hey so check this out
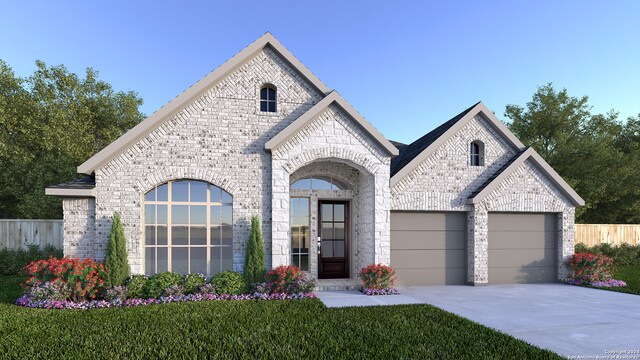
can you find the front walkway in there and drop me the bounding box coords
[316,284,640,357]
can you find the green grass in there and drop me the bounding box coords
[0,275,559,359]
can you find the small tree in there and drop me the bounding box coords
[105,212,130,286]
[244,215,266,286]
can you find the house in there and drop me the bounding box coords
[45,33,584,286]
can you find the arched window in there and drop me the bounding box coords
[291,176,345,190]
[144,180,232,277]
[260,85,277,112]
[470,140,484,166]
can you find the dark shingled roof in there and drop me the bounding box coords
[48,176,96,190]
[467,147,529,199]
[390,102,480,176]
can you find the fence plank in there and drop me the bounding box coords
[0,219,63,250]
[575,224,640,247]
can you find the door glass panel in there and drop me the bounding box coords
[334,241,345,257]
[321,240,333,257]
[334,205,344,222]
[322,204,333,222]
[289,197,309,271]
[334,223,345,240]
[322,223,333,240]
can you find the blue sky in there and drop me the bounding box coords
[1,1,639,144]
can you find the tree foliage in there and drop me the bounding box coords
[0,60,144,219]
[105,212,130,287]
[505,83,640,223]
[244,215,266,285]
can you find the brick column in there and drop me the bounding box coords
[467,205,488,285]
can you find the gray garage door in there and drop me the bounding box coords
[391,212,467,285]
[488,213,557,284]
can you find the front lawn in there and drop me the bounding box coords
[0,275,559,359]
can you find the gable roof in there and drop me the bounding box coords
[264,91,399,156]
[77,32,331,175]
[467,147,585,206]
[390,101,526,187]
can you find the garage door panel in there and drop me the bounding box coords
[488,213,557,284]
[489,266,556,284]
[391,212,466,231]
[392,249,466,269]
[489,214,556,232]
[489,248,556,268]
[390,230,466,250]
[395,268,467,286]
[490,231,556,249]
[391,212,467,286]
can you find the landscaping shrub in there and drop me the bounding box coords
[358,263,397,290]
[566,253,616,283]
[161,284,185,297]
[125,274,148,299]
[103,286,128,302]
[144,272,183,299]
[575,243,640,266]
[105,212,130,286]
[210,271,247,295]
[244,215,266,286]
[0,244,62,275]
[25,280,70,302]
[182,273,206,294]
[22,257,107,301]
[265,265,316,294]
[197,283,216,295]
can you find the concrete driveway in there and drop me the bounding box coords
[317,284,640,357]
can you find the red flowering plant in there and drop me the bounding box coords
[566,253,616,284]
[358,264,396,290]
[22,257,107,302]
[264,265,315,294]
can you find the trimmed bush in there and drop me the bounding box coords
[125,275,148,299]
[144,272,182,299]
[358,264,397,290]
[105,212,130,286]
[161,284,185,297]
[22,257,107,301]
[211,271,247,295]
[182,273,206,294]
[244,215,266,286]
[197,283,216,295]
[566,253,616,283]
[0,244,62,275]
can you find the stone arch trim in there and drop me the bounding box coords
[283,147,379,176]
[290,162,360,190]
[133,168,240,196]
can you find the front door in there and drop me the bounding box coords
[318,201,349,279]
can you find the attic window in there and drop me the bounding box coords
[470,140,484,166]
[260,85,277,112]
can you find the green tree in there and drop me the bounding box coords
[505,83,639,223]
[0,60,144,219]
[105,212,130,286]
[244,215,266,285]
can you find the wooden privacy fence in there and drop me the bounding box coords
[0,219,63,250]
[575,224,640,247]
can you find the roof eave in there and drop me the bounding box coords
[45,187,96,198]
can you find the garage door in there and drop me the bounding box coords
[391,212,466,285]
[488,213,557,284]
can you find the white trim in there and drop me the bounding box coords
[45,187,96,197]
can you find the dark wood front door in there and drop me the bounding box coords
[318,201,349,279]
